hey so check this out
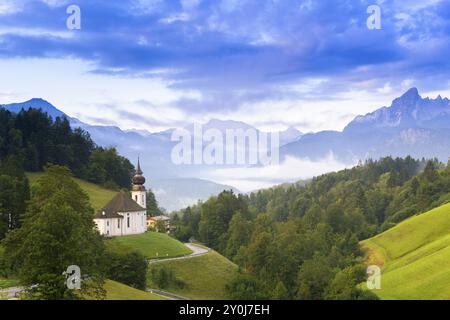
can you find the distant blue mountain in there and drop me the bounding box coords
[1,98,70,120]
[281,88,450,163]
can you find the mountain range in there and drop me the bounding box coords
[0,99,302,211]
[281,88,450,163]
[2,87,450,211]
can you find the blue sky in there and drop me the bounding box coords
[0,0,449,132]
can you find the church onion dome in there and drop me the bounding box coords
[132,157,146,186]
[132,174,145,185]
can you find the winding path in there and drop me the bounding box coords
[0,286,23,299]
[147,243,209,264]
[146,242,209,300]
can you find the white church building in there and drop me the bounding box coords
[94,159,147,237]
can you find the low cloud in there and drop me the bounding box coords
[204,153,353,192]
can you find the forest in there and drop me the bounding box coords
[172,156,450,299]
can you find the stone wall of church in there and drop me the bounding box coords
[94,210,147,237]
[121,210,147,235]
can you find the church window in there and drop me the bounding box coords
[127,216,130,228]
[118,219,120,229]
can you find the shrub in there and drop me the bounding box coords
[148,265,185,290]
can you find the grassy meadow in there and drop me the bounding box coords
[361,203,450,299]
[106,231,192,259]
[26,172,117,211]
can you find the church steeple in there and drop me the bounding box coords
[131,157,146,208]
[132,157,146,188]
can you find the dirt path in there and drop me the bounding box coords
[148,243,209,264]
[0,286,23,299]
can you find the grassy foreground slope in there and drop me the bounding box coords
[362,203,450,300]
[107,232,192,259]
[104,280,165,300]
[26,172,117,211]
[147,250,238,300]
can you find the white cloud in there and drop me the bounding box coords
[0,27,73,38]
[0,58,199,132]
[181,0,201,10]
[131,0,165,15]
[159,13,191,24]
[0,0,22,15]
[392,0,443,13]
[39,0,71,7]
[212,87,397,133]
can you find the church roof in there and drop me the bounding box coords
[95,191,145,219]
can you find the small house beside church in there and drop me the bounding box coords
[94,159,147,237]
[147,215,171,233]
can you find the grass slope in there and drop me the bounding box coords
[106,232,192,259]
[361,203,450,300]
[147,250,238,300]
[104,280,165,300]
[0,278,20,289]
[26,172,116,211]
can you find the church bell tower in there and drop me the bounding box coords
[131,157,146,208]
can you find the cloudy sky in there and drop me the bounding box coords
[1,0,450,133]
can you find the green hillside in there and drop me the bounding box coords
[147,250,238,300]
[104,280,165,300]
[361,203,450,300]
[0,278,20,289]
[106,232,192,259]
[26,172,117,211]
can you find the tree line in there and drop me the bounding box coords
[172,156,450,299]
[0,107,134,190]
